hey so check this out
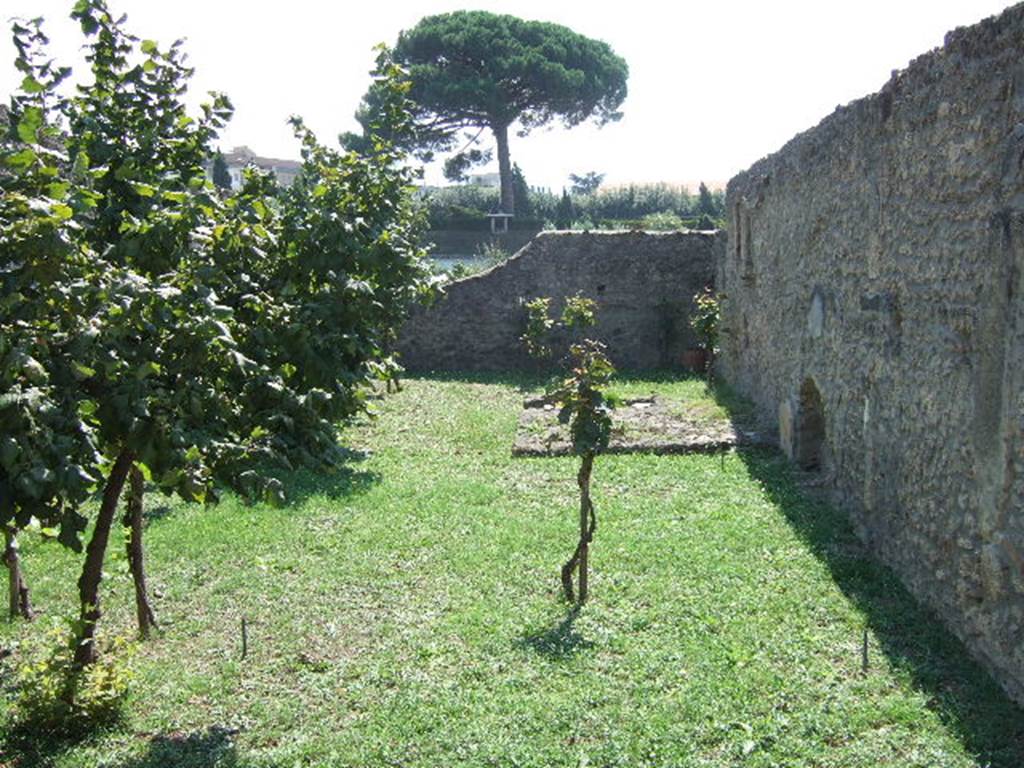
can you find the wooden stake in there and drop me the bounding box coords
[241,616,248,660]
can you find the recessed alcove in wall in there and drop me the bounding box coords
[796,378,826,471]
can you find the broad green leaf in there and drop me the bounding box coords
[16,106,43,144]
[4,148,36,171]
[20,74,45,94]
[71,361,97,380]
[47,181,70,198]
[50,203,74,220]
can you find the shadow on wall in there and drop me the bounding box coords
[733,445,1024,766]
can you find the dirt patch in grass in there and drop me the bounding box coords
[513,395,770,457]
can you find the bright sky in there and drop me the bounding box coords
[1,1,1014,191]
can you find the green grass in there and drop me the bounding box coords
[1,375,1021,767]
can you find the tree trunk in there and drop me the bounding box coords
[492,122,514,215]
[124,464,157,639]
[561,453,596,603]
[74,448,134,667]
[4,527,32,620]
[577,453,593,603]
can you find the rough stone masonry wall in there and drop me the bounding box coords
[719,4,1024,703]
[400,230,721,372]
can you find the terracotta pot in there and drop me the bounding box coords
[682,348,708,373]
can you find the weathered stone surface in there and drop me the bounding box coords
[512,396,766,457]
[719,4,1024,705]
[399,230,722,372]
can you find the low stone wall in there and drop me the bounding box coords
[399,230,721,372]
[719,5,1024,703]
[425,228,542,256]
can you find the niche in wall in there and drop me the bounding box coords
[796,378,826,470]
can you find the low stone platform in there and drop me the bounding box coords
[512,396,768,457]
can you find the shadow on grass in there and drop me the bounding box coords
[735,446,1024,767]
[2,724,259,768]
[115,726,245,768]
[139,449,381,527]
[516,606,594,660]
[273,458,382,508]
[1,717,124,768]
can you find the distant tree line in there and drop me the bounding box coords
[420,174,726,232]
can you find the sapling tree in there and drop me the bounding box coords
[552,339,614,603]
[61,0,250,661]
[522,294,615,603]
[0,19,103,621]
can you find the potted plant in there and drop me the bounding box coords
[685,286,720,374]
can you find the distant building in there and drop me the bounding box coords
[212,146,302,189]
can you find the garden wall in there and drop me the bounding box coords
[400,230,721,372]
[425,228,542,256]
[719,4,1024,704]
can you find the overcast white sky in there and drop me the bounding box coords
[1,1,1015,191]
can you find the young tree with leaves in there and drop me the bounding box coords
[1,1,433,664]
[553,339,615,603]
[61,0,254,659]
[343,11,628,215]
[1,19,103,622]
[522,295,615,603]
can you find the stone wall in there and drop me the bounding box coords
[400,230,721,372]
[425,228,542,257]
[719,4,1024,703]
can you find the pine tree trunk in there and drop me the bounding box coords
[74,448,134,667]
[4,527,32,620]
[124,464,157,639]
[492,122,515,215]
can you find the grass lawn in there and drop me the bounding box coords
[1,375,1021,767]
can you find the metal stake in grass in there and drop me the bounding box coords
[861,627,869,674]
[241,616,249,660]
